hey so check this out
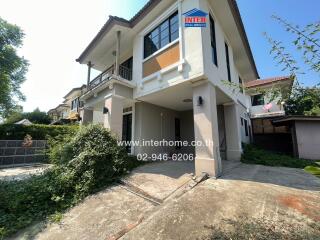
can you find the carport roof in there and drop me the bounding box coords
[272,115,320,126]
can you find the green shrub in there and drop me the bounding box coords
[241,144,318,169]
[0,125,141,238]
[0,124,78,140]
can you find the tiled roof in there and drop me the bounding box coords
[245,76,293,88]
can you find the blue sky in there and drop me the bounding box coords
[237,0,320,86]
[0,0,318,112]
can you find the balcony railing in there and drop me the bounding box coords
[88,65,132,90]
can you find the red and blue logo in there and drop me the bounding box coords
[183,8,208,27]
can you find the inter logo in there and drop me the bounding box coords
[183,8,208,27]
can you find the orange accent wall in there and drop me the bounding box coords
[143,43,180,78]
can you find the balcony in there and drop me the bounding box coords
[88,65,132,90]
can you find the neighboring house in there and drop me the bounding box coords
[48,104,70,122]
[244,76,294,153]
[272,116,320,160]
[63,85,86,120]
[75,0,282,177]
[48,85,86,123]
[245,76,294,119]
[15,119,32,126]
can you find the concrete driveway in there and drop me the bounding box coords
[12,161,320,240]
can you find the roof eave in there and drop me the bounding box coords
[227,0,259,79]
[76,17,131,64]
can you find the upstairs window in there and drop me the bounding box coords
[144,11,179,59]
[209,15,218,66]
[225,42,231,82]
[251,94,265,106]
[71,98,78,110]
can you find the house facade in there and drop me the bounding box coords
[48,104,70,122]
[76,0,263,177]
[48,85,86,123]
[244,77,294,153]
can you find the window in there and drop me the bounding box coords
[241,117,243,126]
[144,11,179,59]
[209,15,218,66]
[71,98,78,110]
[239,76,243,93]
[251,94,265,106]
[225,42,231,82]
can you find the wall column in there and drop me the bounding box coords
[115,31,121,76]
[193,82,221,178]
[80,108,93,125]
[87,61,92,89]
[104,95,124,139]
[224,103,242,161]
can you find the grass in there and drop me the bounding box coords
[304,165,320,178]
[241,144,320,178]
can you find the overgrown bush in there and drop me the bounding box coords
[0,125,141,238]
[0,123,78,140]
[241,144,318,168]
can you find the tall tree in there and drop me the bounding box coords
[285,87,320,116]
[0,17,28,118]
[5,107,51,124]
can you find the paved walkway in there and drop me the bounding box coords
[10,161,320,240]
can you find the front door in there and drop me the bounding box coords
[122,113,132,152]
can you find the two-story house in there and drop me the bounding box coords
[48,85,86,123]
[48,104,70,122]
[76,0,262,178]
[244,76,294,153]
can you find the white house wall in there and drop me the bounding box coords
[295,121,320,160]
[132,0,205,99]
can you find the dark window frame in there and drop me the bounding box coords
[251,94,265,106]
[209,15,218,66]
[122,113,132,152]
[71,98,78,111]
[144,11,179,59]
[225,42,231,82]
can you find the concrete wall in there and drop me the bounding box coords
[295,121,320,160]
[134,102,195,156]
[180,110,195,154]
[201,0,250,109]
[250,97,284,117]
[134,102,180,156]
